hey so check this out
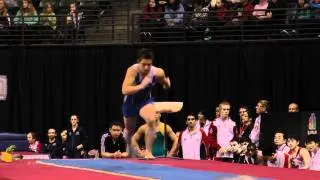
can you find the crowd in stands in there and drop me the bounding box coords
[0,0,102,43]
[139,0,320,41]
[24,100,320,171]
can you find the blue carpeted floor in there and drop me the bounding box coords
[39,159,270,180]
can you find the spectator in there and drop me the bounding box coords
[197,110,211,135]
[66,2,84,43]
[239,105,248,119]
[60,130,69,158]
[132,111,178,158]
[39,0,57,7]
[67,114,88,158]
[267,131,290,168]
[208,101,237,162]
[238,110,254,140]
[252,0,271,20]
[0,0,11,28]
[27,132,42,153]
[215,106,220,118]
[100,121,128,158]
[306,134,320,171]
[293,0,311,20]
[141,0,163,41]
[238,0,254,21]
[43,128,62,159]
[40,2,57,30]
[164,0,184,27]
[178,113,208,160]
[288,103,299,113]
[287,135,311,169]
[250,99,269,147]
[14,0,38,25]
[4,0,18,8]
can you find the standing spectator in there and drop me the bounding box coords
[306,134,320,171]
[43,128,62,159]
[250,99,269,147]
[60,130,69,158]
[208,101,237,161]
[67,114,88,158]
[198,110,211,135]
[27,132,42,153]
[66,2,84,43]
[288,103,299,113]
[287,135,311,169]
[100,121,128,158]
[13,0,38,25]
[178,113,208,160]
[238,110,254,140]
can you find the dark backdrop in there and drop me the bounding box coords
[0,41,319,148]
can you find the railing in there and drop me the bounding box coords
[131,8,320,43]
[1,7,320,45]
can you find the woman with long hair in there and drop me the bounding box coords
[0,0,11,28]
[13,0,38,25]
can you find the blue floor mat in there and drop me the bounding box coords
[39,159,271,180]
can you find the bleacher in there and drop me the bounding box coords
[0,0,319,44]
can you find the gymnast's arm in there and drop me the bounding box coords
[300,148,311,169]
[131,125,145,157]
[122,67,146,95]
[166,125,178,157]
[155,68,171,90]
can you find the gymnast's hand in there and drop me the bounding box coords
[141,76,152,89]
[163,77,171,90]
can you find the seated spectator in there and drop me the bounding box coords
[60,130,69,158]
[39,0,57,7]
[100,121,128,158]
[306,134,320,171]
[208,101,237,162]
[132,111,178,158]
[288,103,300,113]
[141,0,163,41]
[287,135,311,169]
[27,132,42,153]
[164,0,184,27]
[39,2,56,30]
[267,131,290,168]
[238,110,254,140]
[0,0,11,29]
[252,0,271,20]
[4,0,18,8]
[238,0,254,21]
[293,0,311,20]
[66,114,88,158]
[43,128,62,159]
[229,138,242,162]
[178,113,208,160]
[310,0,320,19]
[268,0,287,23]
[13,0,38,25]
